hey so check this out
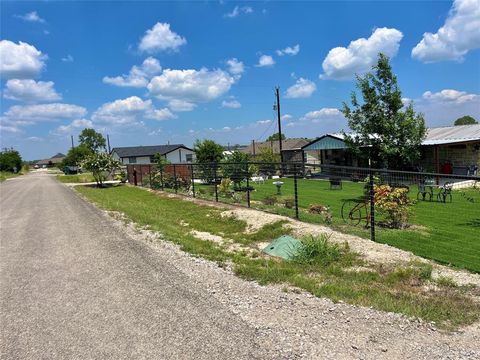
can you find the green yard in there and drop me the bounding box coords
[76,184,480,329]
[192,178,480,273]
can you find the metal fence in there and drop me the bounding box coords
[126,161,480,270]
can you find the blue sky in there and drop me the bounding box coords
[1,0,479,160]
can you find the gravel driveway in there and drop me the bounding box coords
[1,173,479,359]
[0,173,263,359]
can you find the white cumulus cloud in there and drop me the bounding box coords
[54,119,94,135]
[3,79,61,103]
[148,68,236,110]
[285,78,317,98]
[222,99,241,109]
[276,44,300,56]
[226,58,244,76]
[256,55,275,67]
[3,103,87,123]
[412,0,480,62]
[92,96,175,125]
[320,28,403,80]
[301,108,342,122]
[103,57,162,88]
[0,40,47,79]
[403,89,479,126]
[138,22,186,53]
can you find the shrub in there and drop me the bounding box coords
[374,184,412,228]
[262,195,277,206]
[283,197,295,209]
[219,178,233,196]
[292,235,341,266]
[308,204,332,224]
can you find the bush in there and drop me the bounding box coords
[283,197,295,209]
[0,148,22,173]
[374,184,412,228]
[262,195,277,206]
[292,235,341,266]
[219,178,233,196]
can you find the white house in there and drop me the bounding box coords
[111,144,194,165]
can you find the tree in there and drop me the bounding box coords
[79,128,106,153]
[266,132,286,141]
[193,139,224,183]
[454,115,477,126]
[342,53,426,168]
[222,151,249,189]
[61,144,92,168]
[81,152,120,187]
[0,148,22,173]
[153,153,171,171]
[256,147,280,177]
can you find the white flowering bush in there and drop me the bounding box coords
[81,153,121,187]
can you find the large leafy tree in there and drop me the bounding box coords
[61,144,92,168]
[79,128,106,153]
[194,139,224,183]
[454,115,477,126]
[0,148,22,173]
[342,53,426,168]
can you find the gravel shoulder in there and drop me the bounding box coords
[107,206,480,360]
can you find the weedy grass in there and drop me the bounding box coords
[56,173,96,183]
[76,184,480,330]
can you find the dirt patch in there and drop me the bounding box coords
[190,230,225,244]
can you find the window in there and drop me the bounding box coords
[149,156,155,163]
[186,154,193,162]
[128,156,137,164]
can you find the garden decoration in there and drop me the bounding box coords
[273,181,284,195]
[437,182,453,203]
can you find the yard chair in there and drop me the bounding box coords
[417,180,433,201]
[437,182,453,203]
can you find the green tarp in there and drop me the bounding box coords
[262,235,302,260]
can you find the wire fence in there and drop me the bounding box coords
[126,161,480,272]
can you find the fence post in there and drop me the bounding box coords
[246,162,250,208]
[369,169,376,242]
[149,165,152,189]
[293,164,299,219]
[133,169,137,186]
[160,167,164,191]
[191,164,195,198]
[173,164,178,194]
[214,163,218,202]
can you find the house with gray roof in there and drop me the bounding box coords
[111,144,194,165]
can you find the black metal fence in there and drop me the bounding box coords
[126,161,480,271]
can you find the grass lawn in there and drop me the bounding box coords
[76,184,479,329]
[56,173,95,183]
[191,178,480,273]
[251,178,480,273]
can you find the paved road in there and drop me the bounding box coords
[0,173,262,359]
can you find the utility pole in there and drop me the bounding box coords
[71,135,74,149]
[274,86,284,164]
[252,140,256,157]
[107,134,111,153]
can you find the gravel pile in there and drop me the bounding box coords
[107,209,480,360]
